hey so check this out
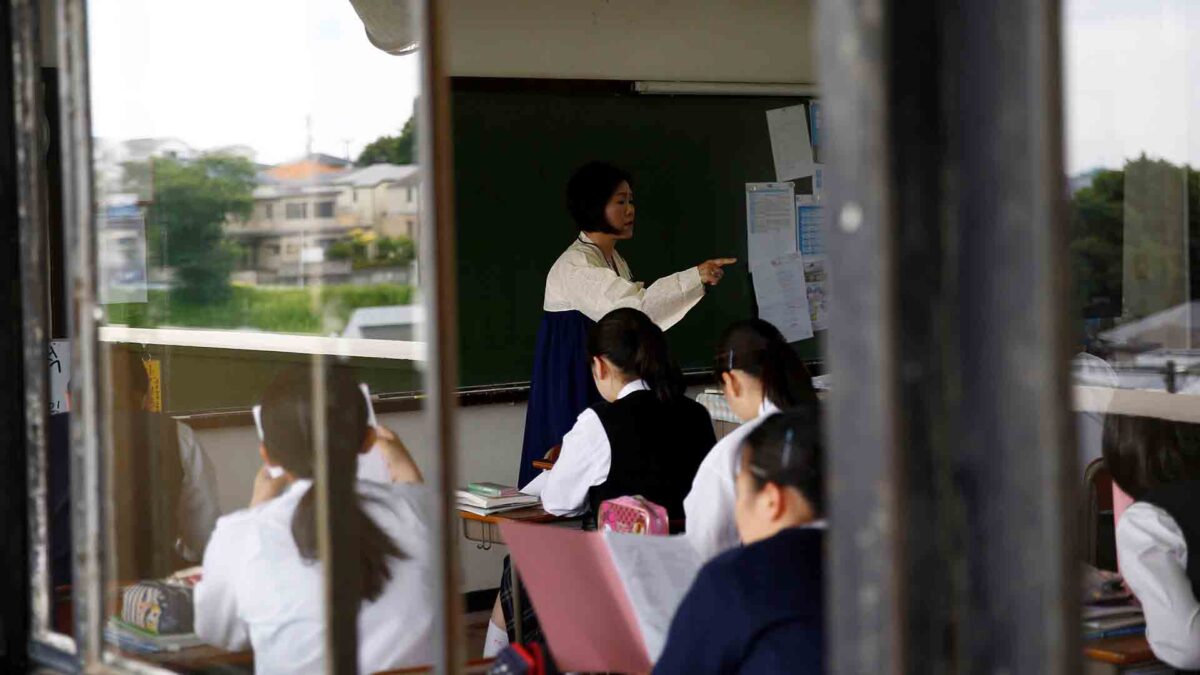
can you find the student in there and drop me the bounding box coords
[684,318,817,560]
[486,308,716,657]
[518,160,735,487]
[657,408,825,674]
[1103,414,1200,670]
[522,307,717,520]
[195,366,433,674]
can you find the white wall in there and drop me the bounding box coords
[445,0,817,84]
[189,400,527,593]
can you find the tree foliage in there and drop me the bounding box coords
[355,117,416,166]
[150,153,257,304]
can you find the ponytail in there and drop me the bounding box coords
[260,366,405,603]
[291,486,403,602]
[715,319,816,408]
[588,308,684,402]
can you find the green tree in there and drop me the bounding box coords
[150,153,256,304]
[355,117,416,166]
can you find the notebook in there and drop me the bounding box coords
[500,520,702,673]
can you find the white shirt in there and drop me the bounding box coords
[195,479,435,675]
[683,400,781,561]
[1116,501,1200,670]
[542,234,705,330]
[522,380,649,516]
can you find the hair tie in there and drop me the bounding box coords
[781,428,795,468]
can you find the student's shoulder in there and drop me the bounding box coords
[1117,501,1185,549]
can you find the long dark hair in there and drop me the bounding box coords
[566,161,632,235]
[1102,414,1200,500]
[715,319,817,407]
[259,366,404,602]
[587,308,683,402]
[743,405,824,515]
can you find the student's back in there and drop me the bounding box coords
[588,390,715,520]
[655,527,823,675]
[197,478,434,674]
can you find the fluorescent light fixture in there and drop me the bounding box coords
[633,81,819,97]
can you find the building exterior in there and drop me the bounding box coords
[224,154,420,285]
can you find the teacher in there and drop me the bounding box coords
[518,161,735,486]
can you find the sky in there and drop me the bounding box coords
[1064,0,1199,174]
[87,0,1196,174]
[88,0,420,165]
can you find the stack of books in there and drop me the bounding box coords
[457,481,539,516]
[1082,602,1145,641]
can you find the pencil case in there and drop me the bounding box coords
[597,495,669,536]
[120,580,194,635]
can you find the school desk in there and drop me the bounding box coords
[1084,634,1165,674]
[457,505,581,645]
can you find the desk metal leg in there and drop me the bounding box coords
[510,561,523,645]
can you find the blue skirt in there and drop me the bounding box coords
[518,310,601,487]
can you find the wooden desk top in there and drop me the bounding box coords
[531,459,554,471]
[1083,634,1156,665]
[375,657,493,674]
[458,505,562,525]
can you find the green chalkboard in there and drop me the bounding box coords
[452,79,823,387]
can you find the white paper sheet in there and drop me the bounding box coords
[603,532,703,663]
[746,182,798,267]
[751,252,815,342]
[766,104,815,181]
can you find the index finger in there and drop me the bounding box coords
[710,257,738,267]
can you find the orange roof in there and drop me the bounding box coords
[265,157,351,182]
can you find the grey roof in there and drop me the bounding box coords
[335,163,419,188]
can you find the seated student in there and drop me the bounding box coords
[656,407,825,675]
[486,308,715,656]
[195,366,433,674]
[684,318,817,560]
[522,307,717,521]
[1103,414,1200,670]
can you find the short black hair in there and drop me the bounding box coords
[587,307,683,402]
[1102,414,1200,499]
[566,161,632,234]
[742,404,824,515]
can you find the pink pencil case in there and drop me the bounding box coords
[597,495,669,536]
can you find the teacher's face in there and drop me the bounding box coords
[604,181,635,240]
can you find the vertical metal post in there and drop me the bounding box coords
[819,0,1077,671]
[13,0,73,656]
[950,0,1077,670]
[314,355,361,675]
[56,0,105,667]
[416,0,463,670]
[818,0,904,671]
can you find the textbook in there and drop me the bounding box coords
[457,502,538,517]
[500,520,703,674]
[455,490,539,510]
[466,481,520,498]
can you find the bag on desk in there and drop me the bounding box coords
[120,580,194,635]
[598,495,669,536]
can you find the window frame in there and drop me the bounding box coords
[17,0,461,672]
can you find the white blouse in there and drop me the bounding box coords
[542,233,705,330]
[195,479,435,675]
[522,380,649,516]
[1116,501,1200,670]
[683,400,781,561]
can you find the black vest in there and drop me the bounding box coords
[1140,480,1200,601]
[586,390,717,525]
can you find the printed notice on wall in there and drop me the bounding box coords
[746,182,797,267]
[796,196,829,332]
[766,104,815,182]
[751,252,814,343]
[49,340,70,415]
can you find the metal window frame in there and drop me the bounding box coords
[818,0,1078,672]
[19,0,462,672]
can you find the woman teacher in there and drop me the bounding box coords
[517,161,735,487]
